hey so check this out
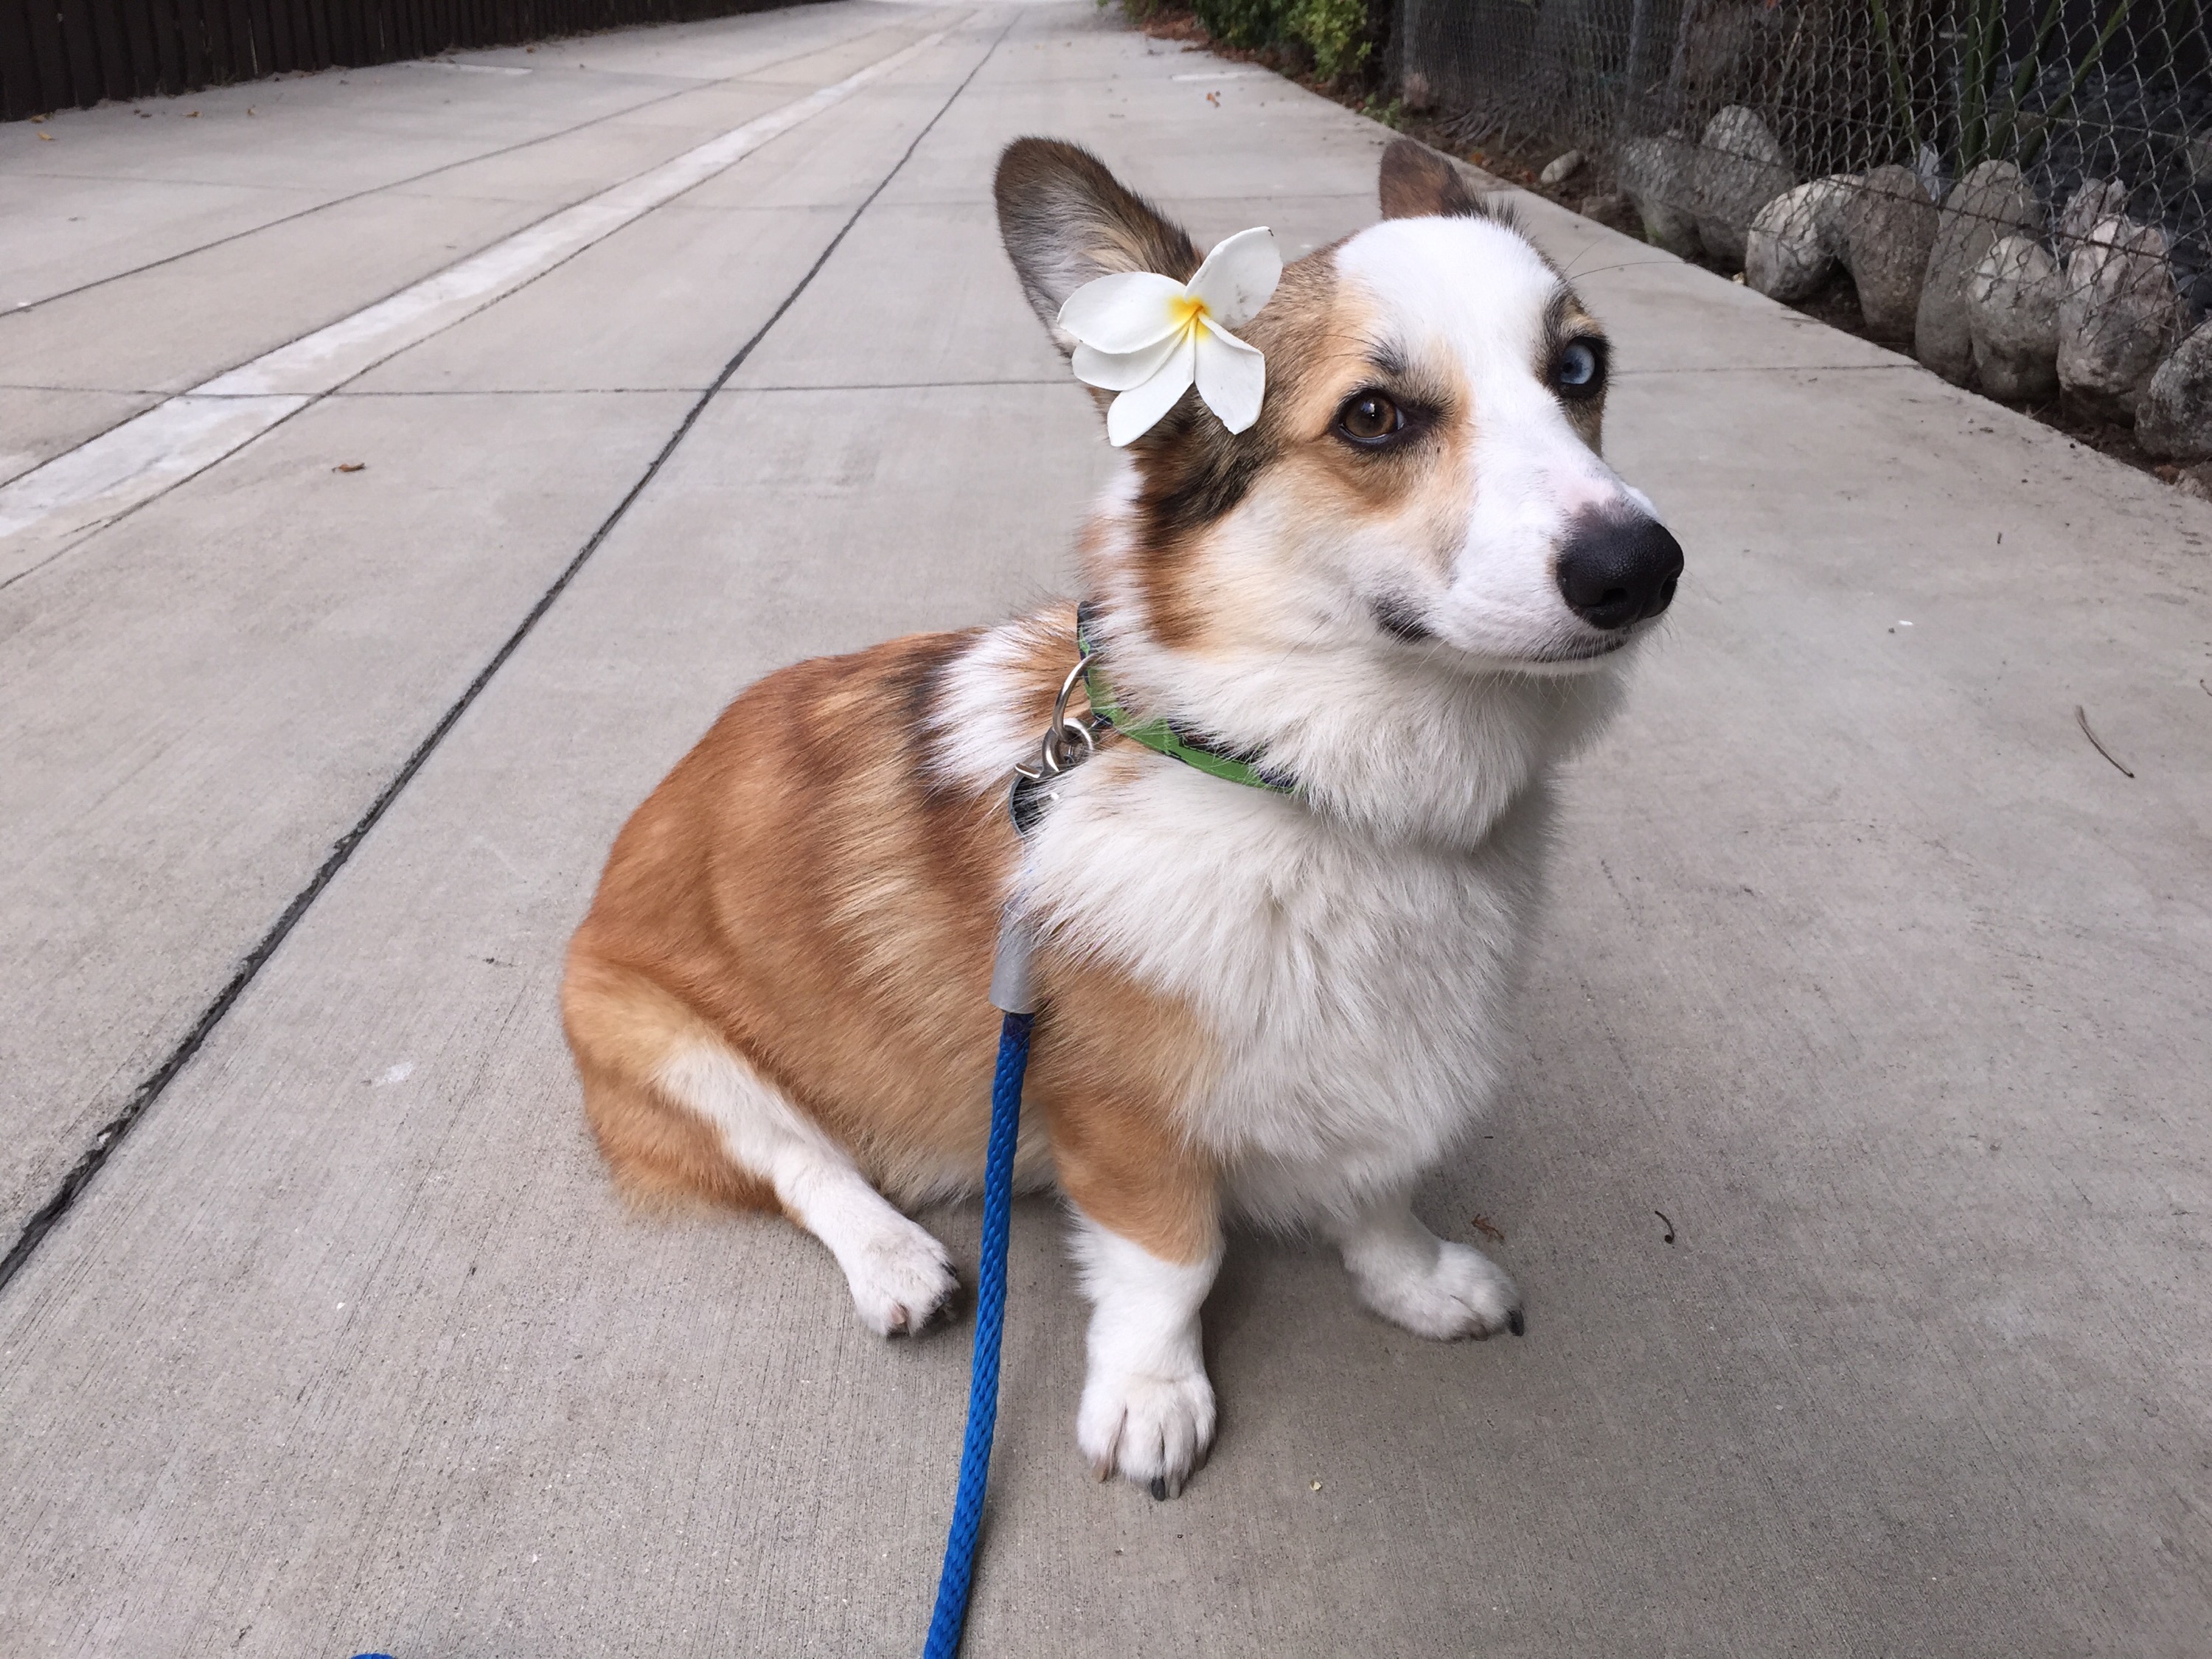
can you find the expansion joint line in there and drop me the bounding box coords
[0,12,1012,1299]
[4,18,860,319]
[0,15,966,589]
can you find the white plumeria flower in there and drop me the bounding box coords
[1057,227,1282,446]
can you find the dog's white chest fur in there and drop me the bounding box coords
[934,613,1610,1231]
[1024,759,1554,1227]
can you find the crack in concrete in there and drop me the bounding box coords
[0,10,1014,1301]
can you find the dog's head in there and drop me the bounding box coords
[994,137,1681,672]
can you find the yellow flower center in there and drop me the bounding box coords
[1171,292,1208,333]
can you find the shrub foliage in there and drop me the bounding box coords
[1186,0,1376,83]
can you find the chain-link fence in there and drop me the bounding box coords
[1393,0,2212,459]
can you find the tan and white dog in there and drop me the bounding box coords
[563,137,1682,1495]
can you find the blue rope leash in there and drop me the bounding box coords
[920,1007,1032,1659]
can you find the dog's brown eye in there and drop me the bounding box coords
[1337,393,1404,445]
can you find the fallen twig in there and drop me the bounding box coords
[1653,1209,1675,1245]
[2075,705,2135,777]
[1469,1214,1506,1244]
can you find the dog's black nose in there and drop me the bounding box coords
[1555,509,1683,630]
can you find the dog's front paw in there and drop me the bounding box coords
[1077,1362,1215,1498]
[1352,1239,1523,1340]
[837,1214,957,1337]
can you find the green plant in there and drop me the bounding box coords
[1287,0,1370,81]
[1192,0,1290,50]
[1865,0,1921,160]
[1361,91,1405,129]
[1188,0,1376,82]
[1868,0,2141,172]
[1958,0,2140,170]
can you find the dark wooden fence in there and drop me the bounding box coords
[1,0,804,120]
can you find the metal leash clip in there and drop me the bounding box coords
[1006,644,1096,838]
[992,645,1092,1015]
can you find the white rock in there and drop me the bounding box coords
[2058,215,2178,413]
[1967,235,2062,400]
[1691,106,1794,266]
[1911,142,1947,207]
[1915,161,2044,383]
[1840,164,1941,341]
[2138,319,2212,461]
[1540,150,1584,187]
[1745,175,1855,302]
[1615,134,1703,258]
[2056,178,2129,254]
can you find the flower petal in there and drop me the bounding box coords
[1106,335,1197,446]
[1186,228,1281,330]
[1194,319,1265,434]
[1072,330,1187,392]
[1057,271,1189,352]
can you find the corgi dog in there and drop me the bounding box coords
[562,136,1682,1495]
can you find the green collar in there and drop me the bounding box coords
[1075,604,1295,796]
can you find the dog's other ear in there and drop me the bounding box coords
[1378,136,1486,219]
[995,138,1202,351]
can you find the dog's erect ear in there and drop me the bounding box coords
[1378,136,1487,220]
[995,138,1202,351]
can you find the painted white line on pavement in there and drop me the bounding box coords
[0,26,953,582]
[0,394,311,547]
[406,59,533,74]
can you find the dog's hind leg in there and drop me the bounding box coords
[565,956,956,1336]
[1322,1189,1523,1340]
[655,1037,959,1336]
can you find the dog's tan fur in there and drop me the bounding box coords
[563,615,1222,1265]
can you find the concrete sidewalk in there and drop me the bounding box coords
[1,4,2207,1655]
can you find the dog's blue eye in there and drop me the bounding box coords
[1554,340,1603,395]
